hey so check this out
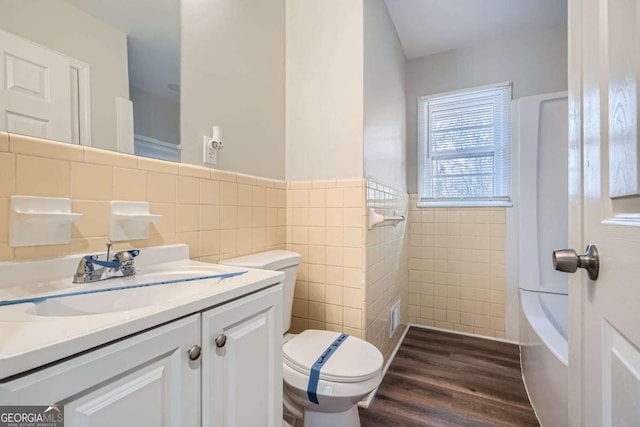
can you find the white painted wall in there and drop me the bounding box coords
[285,0,364,182]
[0,0,129,152]
[364,0,406,193]
[181,0,285,180]
[405,25,568,193]
[130,85,180,145]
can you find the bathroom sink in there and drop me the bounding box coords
[27,270,227,317]
[0,244,284,381]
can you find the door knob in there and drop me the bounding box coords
[553,244,599,280]
[215,334,227,348]
[187,345,201,360]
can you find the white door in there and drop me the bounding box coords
[0,29,72,142]
[568,0,640,426]
[0,315,201,426]
[202,285,283,427]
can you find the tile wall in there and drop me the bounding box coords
[0,132,287,262]
[286,179,411,361]
[286,179,367,339]
[407,194,507,338]
[1,133,505,353]
[365,181,409,360]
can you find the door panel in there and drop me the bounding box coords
[66,355,179,426]
[5,53,49,100]
[0,315,201,427]
[0,29,72,142]
[603,321,640,426]
[6,111,49,138]
[202,285,283,427]
[569,0,640,425]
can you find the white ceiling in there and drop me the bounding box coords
[384,0,567,60]
[63,0,180,102]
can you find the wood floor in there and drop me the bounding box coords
[359,327,539,427]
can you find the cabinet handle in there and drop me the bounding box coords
[187,345,201,360]
[215,334,227,348]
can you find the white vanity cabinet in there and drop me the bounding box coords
[0,314,202,426]
[0,284,283,427]
[202,284,283,427]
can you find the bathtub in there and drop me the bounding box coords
[520,290,568,427]
[514,92,569,427]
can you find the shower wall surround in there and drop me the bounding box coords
[407,195,507,338]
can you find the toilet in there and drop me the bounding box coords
[220,250,383,427]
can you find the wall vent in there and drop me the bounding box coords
[390,300,401,337]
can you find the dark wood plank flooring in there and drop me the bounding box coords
[359,327,539,427]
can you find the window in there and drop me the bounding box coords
[418,82,512,207]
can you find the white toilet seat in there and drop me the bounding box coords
[282,330,383,402]
[284,330,382,383]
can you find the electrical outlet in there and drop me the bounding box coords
[203,137,217,165]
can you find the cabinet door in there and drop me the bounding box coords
[0,314,201,427]
[202,285,283,427]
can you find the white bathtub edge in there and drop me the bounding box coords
[520,290,568,365]
[519,289,569,427]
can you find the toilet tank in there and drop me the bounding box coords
[220,250,301,334]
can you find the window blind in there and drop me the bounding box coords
[418,83,512,206]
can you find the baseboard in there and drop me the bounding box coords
[358,324,410,409]
[409,323,519,345]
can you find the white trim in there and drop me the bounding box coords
[69,58,91,147]
[602,213,640,227]
[505,97,521,341]
[417,82,513,205]
[409,323,519,345]
[134,134,182,163]
[419,81,513,102]
[135,134,183,150]
[417,199,513,208]
[358,324,410,409]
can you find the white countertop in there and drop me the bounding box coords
[0,244,284,380]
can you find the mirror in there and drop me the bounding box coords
[0,0,181,162]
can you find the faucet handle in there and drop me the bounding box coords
[113,250,139,262]
[76,256,95,274]
[114,250,139,275]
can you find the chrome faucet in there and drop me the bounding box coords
[73,243,140,284]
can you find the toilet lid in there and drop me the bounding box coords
[283,330,383,383]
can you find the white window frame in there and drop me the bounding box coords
[417,82,513,208]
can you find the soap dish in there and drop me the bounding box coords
[110,201,162,242]
[10,196,83,247]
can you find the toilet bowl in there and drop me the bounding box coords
[220,251,383,427]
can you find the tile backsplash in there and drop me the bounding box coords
[407,194,506,338]
[0,132,287,262]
